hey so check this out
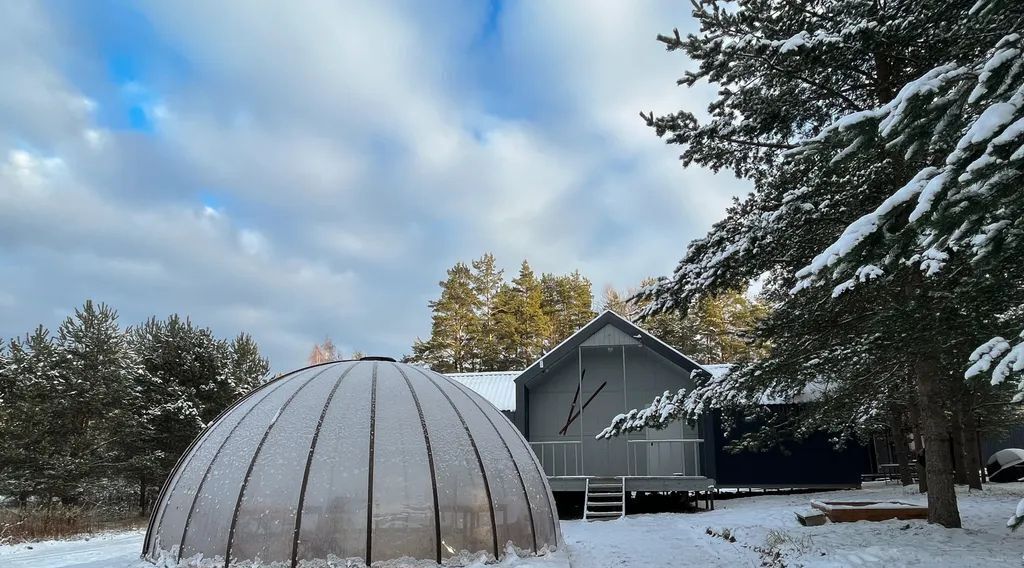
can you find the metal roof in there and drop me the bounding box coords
[446,370,521,411]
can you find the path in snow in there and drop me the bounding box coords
[1,483,1022,567]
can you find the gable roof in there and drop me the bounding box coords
[446,371,520,411]
[515,309,705,387]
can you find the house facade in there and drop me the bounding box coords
[447,310,865,496]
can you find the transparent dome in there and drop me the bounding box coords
[143,359,560,566]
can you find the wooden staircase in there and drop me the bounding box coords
[583,477,625,521]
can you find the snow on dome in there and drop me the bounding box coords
[143,360,560,567]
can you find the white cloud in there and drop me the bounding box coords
[0,1,750,369]
[238,229,268,256]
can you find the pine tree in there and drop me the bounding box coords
[608,280,767,364]
[564,271,597,339]
[0,327,73,501]
[471,253,505,370]
[413,255,596,371]
[630,0,1022,527]
[540,271,596,347]
[128,314,270,512]
[228,332,270,391]
[412,262,481,372]
[0,302,272,513]
[56,301,145,503]
[493,261,552,368]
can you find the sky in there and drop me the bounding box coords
[0,0,750,370]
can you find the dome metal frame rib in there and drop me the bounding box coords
[410,365,500,560]
[392,364,444,564]
[413,366,545,552]
[222,366,332,566]
[144,360,560,567]
[289,363,357,567]
[143,361,330,558]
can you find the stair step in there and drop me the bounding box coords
[588,501,622,507]
[588,492,623,498]
[589,483,621,489]
[586,511,622,518]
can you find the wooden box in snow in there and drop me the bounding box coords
[795,509,827,526]
[810,500,928,522]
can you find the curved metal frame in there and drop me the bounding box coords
[145,361,558,566]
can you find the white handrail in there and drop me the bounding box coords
[627,439,703,477]
[530,441,582,477]
[626,438,704,443]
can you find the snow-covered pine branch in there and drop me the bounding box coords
[790,30,1024,391]
[966,332,1024,401]
[596,388,688,440]
[793,33,1024,291]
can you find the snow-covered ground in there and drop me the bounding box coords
[0,529,146,568]
[564,482,1024,567]
[2,482,1021,567]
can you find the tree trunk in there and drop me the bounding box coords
[962,408,983,490]
[917,453,928,493]
[909,400,928,493]
[914,357,961,528]
[888,412,914,486]
[139,475,147,515]
[950,406,968,485]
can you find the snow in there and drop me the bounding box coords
[967,333,1024,390]
[779,31,808,53]
[4,483,1024,567]
[955,102,1019,151]
[566,483,1024,567]
[810,500,922,510]
[794,168,941,290]
[0,530,147,568]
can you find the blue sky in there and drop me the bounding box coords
[0,1,749,369]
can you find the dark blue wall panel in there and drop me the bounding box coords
[712,409,867,487]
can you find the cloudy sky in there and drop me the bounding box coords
[0,0,749,369]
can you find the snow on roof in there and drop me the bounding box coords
[446,370,521,411]
[700,363,733,379]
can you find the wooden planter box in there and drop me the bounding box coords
[810,500,928,523]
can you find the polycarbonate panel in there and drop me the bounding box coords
[294,363,373,563]
[480,394,561,548]
[148,379,285,557]
[228,365,348,564]
[443,376,561,549]
[180,370,315,560]
[403,366,494,559]
[424,371,535,555]
[145,360,559,566]
[369,364,436,563]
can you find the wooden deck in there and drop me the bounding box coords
[547,475,716,492]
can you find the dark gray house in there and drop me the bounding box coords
[448,310,865,518]
[450,311,717,495]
